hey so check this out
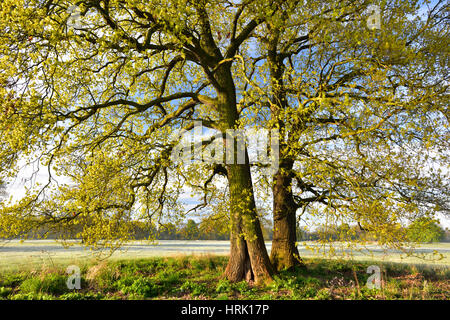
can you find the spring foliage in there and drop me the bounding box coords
[0,1,448,258]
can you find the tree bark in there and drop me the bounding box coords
[223,148,274,284]
[270,162,303,271]
[198,50,273,284]
[212,62,273,284]
[267,30,303,271]
[224,213,253,282]
[194,5,274,282]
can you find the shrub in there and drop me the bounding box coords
[407,217,445,243]
[115,276,160,298]
[233,281,251,295]
[215,279,233,294]
[0,273,25,287]
[154,269,182,283]
[19,273,68,295]
[153,270,183,293]
[0,286,13,298]
[315,288,332,300]
[179,280,208,296]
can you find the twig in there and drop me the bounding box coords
[352,268,361,297]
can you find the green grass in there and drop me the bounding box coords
[0,255,448,300]
[1,240,449,273]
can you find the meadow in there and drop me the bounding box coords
[0,240,448,300]
[1,240,449,271]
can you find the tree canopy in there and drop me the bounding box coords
[407,217,445,243]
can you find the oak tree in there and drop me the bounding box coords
[0,0,279,283]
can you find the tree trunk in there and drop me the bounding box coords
[224,213,253,282]
[193,5,273,284]
[270,163,303,271]
[267,30,303,271]
[213,63,274,284]
[223,158,274,284]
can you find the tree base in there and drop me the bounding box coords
[223,236,273,285]
[270,242,305,271]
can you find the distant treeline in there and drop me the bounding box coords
[3,216,449,243]
[297,218,450,243]
[4,219,233,241]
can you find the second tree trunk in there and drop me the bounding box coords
[270,167,303,271]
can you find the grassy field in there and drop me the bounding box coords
[1,240,449,272]
[0,240,449,300]
[0,255,448,300]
